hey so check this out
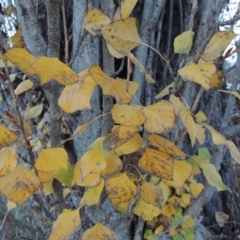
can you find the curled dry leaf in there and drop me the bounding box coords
[215,212,229,228]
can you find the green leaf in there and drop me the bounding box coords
[143,229,155,240]
[173,235,185,240]
[184,229,195,240]
[29,104,43,119]
[174,31,194,54]
[199,163,231,191]
[198,147,211,159]
[54,163,74,187]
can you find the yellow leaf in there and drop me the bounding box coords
[173,160,193,188]
[179,108,197,146]
[79,149,106,179]
[0,165,40,205]
[208,70,224,89]
[116,198,135,213]
[90,65,132,103]
[106,173,137,206]
[162,204,175,217]
[195,111,207,123]
[38,171,55,183]
[48,208,81,240]
[73,160,101,187]
[5,48,36,74]
[42,180,54,195]
[58,69,97,113]
[174,30,194,54]
[180,193,191,208]
[190,182,204,197]
[0,125,18,148]
[158,181,171,206]
[170,95,186,115]
[143,101,175,134]
[33,57,79,85]
[14,79,33,95]
[35,148,68,172]
[54,163,74,187]
[11,29,25,48]
[155,82,174,100]
[103,125,138,151]
[140,181,163,207]
[102,18,141,54]
[133,198,162,221]
[115,133,143,156]
[148,134,186,158]
[199,163,230,191]
[139,148,174,180]
[7,199,17,211]
[155,225,164,235]
[80,178,104,206]
[101,151,122,177]
[114,0,138,20]
[83,9,111,37]
[178,62,217,90]
[0,147,17,176]
[82,222,116,240]
[226,140,240,164]
[204,124,226,145]
[196,125,206,144]
[111,104,146,127]
[116,78,139,96]
[28,104,43,119]
[181,215,195,230]
[168,196,181,206]
[201,31,237,62]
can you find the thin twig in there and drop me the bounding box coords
[162,0,173,81]
[3,60,35,163]
[60,0,69,63]
[191,87,204,112]
[219,15,240,26]
[110,57,125,77]
[189,0,198,30]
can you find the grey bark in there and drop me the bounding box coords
[67,0,101,159]
[15,0,47,57]
[131,0,166,104]
[101,0,115,136]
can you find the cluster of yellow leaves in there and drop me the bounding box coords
[83,6,154,83]
[1,2,240,239]
[177,31,236,90]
